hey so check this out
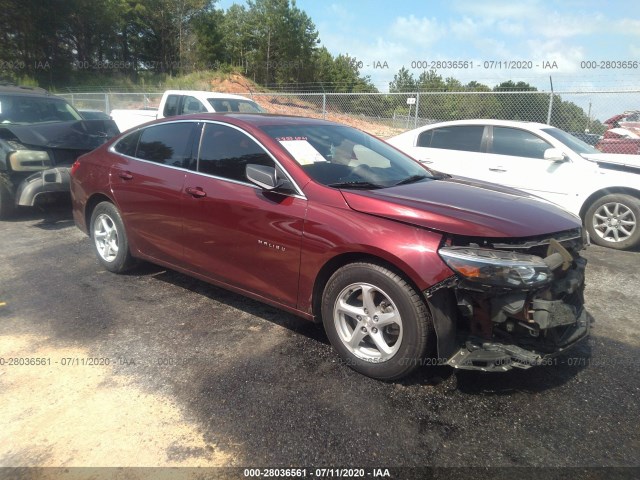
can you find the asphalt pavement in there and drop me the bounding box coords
[0,203,639,478]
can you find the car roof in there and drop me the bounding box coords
[163,90,257,101]
[420,119,553,130]
[159,112,341,128]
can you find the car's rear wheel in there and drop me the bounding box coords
[0,173,15,220]
[321,263,432,380]
[585,194,640,250]
[90,202,135,273]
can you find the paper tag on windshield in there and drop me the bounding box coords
[279,140,327,166]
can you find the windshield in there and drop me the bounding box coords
[0,94,83,125]
[260,124,434,188]
[542,127,600,155]
[208,98,265,113]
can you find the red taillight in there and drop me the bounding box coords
[70,160,81,176]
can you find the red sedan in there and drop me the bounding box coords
[71,114,589,380]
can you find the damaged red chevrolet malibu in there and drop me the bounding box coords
[70,114,590,380]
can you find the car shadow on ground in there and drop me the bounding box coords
[135,263,331,345]
[136,262,601,393]
[6,201,75,230]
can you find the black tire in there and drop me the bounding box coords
[89,201,136,273]
[0,173,15,220]
[585,194,640,250]
[321,263,432,380]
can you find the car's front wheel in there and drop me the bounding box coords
[321,263,432,380]
[90,202,135,273]
[585,193,640,250]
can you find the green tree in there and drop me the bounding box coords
[191,5,226,69]
[389,67,416,93]
[239,0,319,85]
[493,80,548,122]
[416,70,445,91]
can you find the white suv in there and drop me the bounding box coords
[388,119,640,250]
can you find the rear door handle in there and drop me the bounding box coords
[489,166,507,172]
[118,171,133,180]
[185,186,207,198]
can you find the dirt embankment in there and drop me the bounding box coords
[210,74,403,139]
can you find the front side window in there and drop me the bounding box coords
[492,127,552,159]
[136,122,196,167]
[418,125,484,152]
[196,123,274,182]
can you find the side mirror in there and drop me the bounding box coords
[543,148,567,162]
[246,164,294,192]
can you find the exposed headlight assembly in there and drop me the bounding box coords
[439,246,552,289]
[8,150,52,172]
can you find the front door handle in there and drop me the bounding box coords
[118,171,133,180]
[185,186,207,198]
[489,166,507,172]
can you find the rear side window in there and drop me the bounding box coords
[417,125,484,152]
[136,123,196,167]
[113,130,141,156]
[196,123,274,183]
[180,96,207,114]
[491,127,552,159]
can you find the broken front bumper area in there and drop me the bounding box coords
[447,308,590,372]
[16,167,71,206]
[429,233,590,372]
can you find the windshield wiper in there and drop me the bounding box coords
[327,181,385,189]
[393,174,430,186]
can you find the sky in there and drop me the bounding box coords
[216,0,640,92]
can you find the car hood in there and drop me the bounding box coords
[582,153,640,170]
[0,120,119,150]
[340,177,581,238]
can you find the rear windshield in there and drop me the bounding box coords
[260,124,433,188]
[0,94,83,124]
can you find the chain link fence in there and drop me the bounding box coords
[59,90,640,152]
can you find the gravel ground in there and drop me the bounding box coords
[0,204,639,478]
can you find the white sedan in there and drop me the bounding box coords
[388,119,640,250]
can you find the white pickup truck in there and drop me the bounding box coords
[110,90,265,132]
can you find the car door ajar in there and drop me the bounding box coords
[109,122,198,266]
[181,122,307,308]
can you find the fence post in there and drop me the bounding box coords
[322,93,326,119]
[71,93,75,107]
[414,92,420,128]
[546,76,554,125]
[105,93,110,114]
